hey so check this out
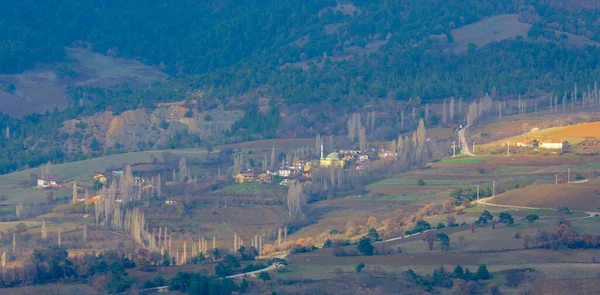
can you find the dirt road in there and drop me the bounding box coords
[458,127,474,156]
[475,196,600,219]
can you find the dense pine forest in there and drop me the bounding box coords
[2,0,600,174]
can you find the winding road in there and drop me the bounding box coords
[458,127,474,156]
[474,196,600,220]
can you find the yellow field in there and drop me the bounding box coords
[547,121,600,138]
[480,121,600,151]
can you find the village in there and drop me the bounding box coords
[234,144,379,186]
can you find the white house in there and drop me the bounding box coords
[539,140,568,150]
[278,169,291,177]
[37,176,59,189]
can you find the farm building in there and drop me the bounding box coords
[539,140,568,150]
[512,138,537,147]
[37,176,60,189]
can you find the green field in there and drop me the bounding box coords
[0,148,209,204]
[0,148,209,185]
[367,178,473,188]
[438,156,491,165]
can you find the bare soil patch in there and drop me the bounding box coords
[0,47,168,116]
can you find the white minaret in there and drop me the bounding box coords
[320,143,324,160]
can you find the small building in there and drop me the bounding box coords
[278,169,291,177]
[513,138,536,147]
[165,198,177,205]
[93,174,107,184]
[358,154,369,161]
[37,176,59,189]
[539,140,568,150]
[279,179,294,186]
[378,151,397,159]
[112,170,124,176]
[235,172,255,184]
[256,173,272,183]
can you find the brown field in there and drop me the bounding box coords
[489,179,600,211]
[289,200,416,240]
[533,278,600,295]
[2,284,100,295]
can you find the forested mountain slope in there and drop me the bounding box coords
[2,0,600,174]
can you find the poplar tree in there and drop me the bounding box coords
[42,220,47,239]
[72,181,78,203]
[287,181,305,219]
[449,97,455,122]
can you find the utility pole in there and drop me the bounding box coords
[476,185,480,201]
[568,168,571,184]
[472,142,475,154]
[506,143,510,156]
[555,174,559,184]
[492,181,496,197]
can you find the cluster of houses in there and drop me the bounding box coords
[234,147,379,186]
[235,161,312,186]
[510,138,569,150]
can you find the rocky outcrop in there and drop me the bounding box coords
[61,105,243,153]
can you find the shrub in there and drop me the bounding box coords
[142,280,156,289]
[258,271,271,281]
[184,109,194,118]
[499,212,514,226]
[159,120,169,129]
[418,179,426,186]
[356,262,365,273]
[357,236,374,255]
[524,214,539,224]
